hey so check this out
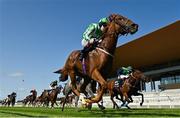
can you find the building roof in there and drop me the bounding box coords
[110,20,180,77]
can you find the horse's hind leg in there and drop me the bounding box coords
[140,93,144,106]
[134,92,144,106]
[69,72,80,97]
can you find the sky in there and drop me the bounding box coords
[0,0,179,100]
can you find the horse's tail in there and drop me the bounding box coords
[54,67,68,82]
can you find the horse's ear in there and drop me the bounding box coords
[54,69,62,74]
[108,14,117,22]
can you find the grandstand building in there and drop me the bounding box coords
[111,20,180,91]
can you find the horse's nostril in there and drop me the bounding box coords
[132,23,138,28]
[131,23,136,26]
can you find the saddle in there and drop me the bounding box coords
[114,79,124,88]
[79,41,99,61]
[114,78,128,92]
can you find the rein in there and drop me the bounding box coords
[130,72,139,88]
[130,73,136,79]
[114,19,131,35]
[95,18,131,58]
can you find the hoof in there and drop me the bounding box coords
[98,104,105,110]
[126,105,131,109]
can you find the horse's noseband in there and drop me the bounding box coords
[114,19,132,35]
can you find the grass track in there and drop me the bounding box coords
[0,107,180,117]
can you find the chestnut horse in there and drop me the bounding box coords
[55,14,138,104]
[107,69,148,109]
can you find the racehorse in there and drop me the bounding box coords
[6,92,17,107]
[36,90,49,107]
[22,95,31,106]
[107,69,148,109]
[55,14,138,104]
[22,90,37,106]
[48,86,63,108]
[59,95,75,108]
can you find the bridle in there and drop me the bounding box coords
[130,71,144,88]
[94,17,132,58]
[114,18,132,35]
[130,72,136,79]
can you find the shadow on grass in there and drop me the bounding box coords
[77,108,180,117]
[98,109,180,117]
[0,111,47,117]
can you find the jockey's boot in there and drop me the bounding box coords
[79,46,92,61]
[79,51,84,61]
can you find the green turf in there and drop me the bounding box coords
[0,107,180,117]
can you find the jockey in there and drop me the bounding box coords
[79,17,109,61]
[117,66,133,79]
[49,80,58,89]
[115,66,133,88]
[30,89,36,95]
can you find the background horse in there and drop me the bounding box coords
[107,69,148,109]
[59,95,75,108]
[6,92,17,107]
[48,86,63,108]
[22,90,37,106]
[36,90,49,107]
[55,14,138,104]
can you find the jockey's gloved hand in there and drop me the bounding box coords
[89,38,95,44]
[94,38,99,42]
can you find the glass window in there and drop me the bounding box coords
[161,76,176,85]
[175,75,180,83]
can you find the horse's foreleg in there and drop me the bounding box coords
[86,69,107,103]
[123,93,131,109]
